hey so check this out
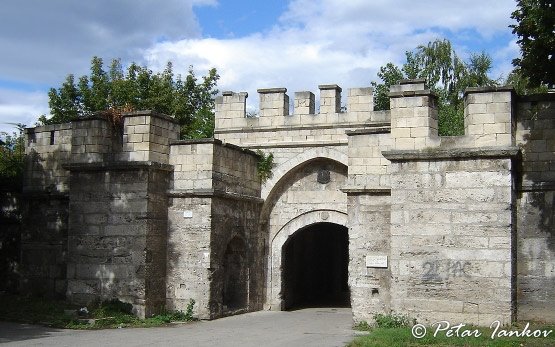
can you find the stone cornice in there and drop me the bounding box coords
[167,189,263,203]
[169,138,259,157]
[63,161,174,172]
[340,186,391,195]
[214,121,390,134]
[345,127,390,135]
[382,147,520,161]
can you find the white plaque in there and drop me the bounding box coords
[183,210,193,218]
[365,255,388,268]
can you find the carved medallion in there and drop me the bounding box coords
[317,169,331,184]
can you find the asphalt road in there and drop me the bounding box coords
[0,307,357,347]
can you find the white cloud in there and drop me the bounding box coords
[0,0,216,131]
[0,89,48,134]
[1,0,518,127]
[144,0,516,109]
[0,0,214,86]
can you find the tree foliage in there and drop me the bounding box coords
[0,124,26,190]
[505,68,550,95]
[40,57,220,139]
[510,0,555,89]
[372,39,498,136]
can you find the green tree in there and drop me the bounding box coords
[510,0,555,89]
[371,63,404,110]
[372,39,497,136]
[505,68,550,95]
[45,75,81,125]
[40,57,220,139]
[0,124,26,190]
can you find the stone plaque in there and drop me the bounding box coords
[317,169,331,184]
[365,255,388,268]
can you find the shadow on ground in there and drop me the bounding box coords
[0,321,65,344]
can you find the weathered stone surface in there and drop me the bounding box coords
[20,84,555,326]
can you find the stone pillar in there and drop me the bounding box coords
[389,79,439,150]
[121,111,179,164]
[294,91,315,115]
[215,91,248,130]
[258,88,289,117]
[319,84,342,114]
[347,87,373,113]
[464,87,514,147]
[71,117,113,163]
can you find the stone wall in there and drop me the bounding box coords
[0,190,21,293]
[20,79,555,325]
[21,112,178,318]
[384,153,516,325]
[24,123,72,192]
[515,94,555,322]
[64,163,171,317]
[381,82,519,324]
[21,123,72,297]
[166,139,262,319]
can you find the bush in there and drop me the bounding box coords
[152,299,196,323]
[354,321,372,331]
[373,313,411,328]
[93,299,133,317]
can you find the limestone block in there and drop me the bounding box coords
[492,92,511,103]
[391,128,411,138]
[467,103,487,114]
[467,93,493,104]
[467,124,484,135]
[410,127,430,138]
[474,136,497,147]
[395,138,415,150]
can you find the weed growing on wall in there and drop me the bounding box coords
[256,150,274,183]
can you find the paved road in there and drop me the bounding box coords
[0,307,357,347]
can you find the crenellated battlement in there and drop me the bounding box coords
[214,84,389,148]
[214,84,384,132]
[213,80,522,151]
[24,111,179,195]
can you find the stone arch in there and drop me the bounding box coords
[261,147,348,200]
[259,149,348,227]
[222,236,248,311]
[266,209,348,310]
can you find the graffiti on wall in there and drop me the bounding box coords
[422,260,471,282]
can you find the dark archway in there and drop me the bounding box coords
[222,237,248,311]
[282,222,350,310]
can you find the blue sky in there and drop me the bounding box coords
[0,0,519,135]
[196,1,288,38]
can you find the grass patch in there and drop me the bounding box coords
[0,294,197,329]
[349,322,555,347]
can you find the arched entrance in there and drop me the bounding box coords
[281,222,350,309]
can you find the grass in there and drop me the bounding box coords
[0,293,197,329]
[349,322,555,347]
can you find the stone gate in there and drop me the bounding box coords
[21,79,555,324]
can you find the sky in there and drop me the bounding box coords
[0,0,519,136]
